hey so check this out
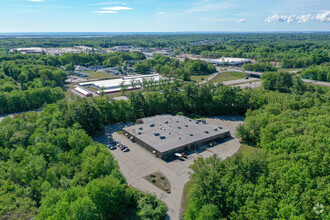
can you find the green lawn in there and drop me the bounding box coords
[190,74,213,83]
[235,144,261,158]
[208,71,247,84]
[180,180,193,220]
[85,70,121,80]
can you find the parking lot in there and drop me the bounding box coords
[94,116,244,220]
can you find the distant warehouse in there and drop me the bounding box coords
[122,115,230,159]
[205,57,251,66]
[74,87,93,97]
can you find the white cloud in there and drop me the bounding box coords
[87,2,126,6]
[93,11,118,13]
[316,11,330,22]
[238,19,245,23]
[156,12,167,15]
[29,0,43,2]
[102,6,132,10]
[265,15,289,23]
[265,11,330,23]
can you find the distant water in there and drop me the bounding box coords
[0,31,328,38]
[0,32,209,38]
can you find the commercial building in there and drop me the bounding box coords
[205,57,251,66]
[74,87,93,97]
[79,74,164,94]
[122,115,231,158]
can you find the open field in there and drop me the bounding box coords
[85,70,121,79]
[208,71,247,84]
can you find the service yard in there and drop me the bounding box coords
[94,116,244,220]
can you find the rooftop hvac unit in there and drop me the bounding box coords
[178,126,181,129]
[190,134,193,136]
[204,130,209,134]
[165,121,168,124]
[138,132,142,135]
[154,132,160,136]
[185,125,188,127]
[214,128,218,131]
[139,127,143,130]
[160,135,166,139]
[150,123,155,127]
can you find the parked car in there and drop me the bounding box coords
[123,148,130,152]
[175,153,184,159]
[120,146,127,151]
[110,146,117,150]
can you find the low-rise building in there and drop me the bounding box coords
[122,115,231,159]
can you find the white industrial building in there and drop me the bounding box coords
[74,87,93,97]
[78,74,165,95]
[205,57,251,66]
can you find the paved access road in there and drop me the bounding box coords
[222,77,260,86]
[95,116,244,220]
[301,79,330,87]
[233,80,262,89]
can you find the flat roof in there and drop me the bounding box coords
[123,115,230,153]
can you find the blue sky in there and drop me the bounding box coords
[0,0,329,32]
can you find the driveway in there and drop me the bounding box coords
[94,116,244,220]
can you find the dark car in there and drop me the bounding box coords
[123,148,130,152]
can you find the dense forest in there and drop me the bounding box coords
[184,75,329,219]
[134,54,216,80]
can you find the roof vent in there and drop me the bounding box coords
[176,121,179,123]
[178,126,181,129]
[138,132,142,135]
[154,132,160,136]
[218,126,222,129]
[214,128,218,131]
[150,123,155,127]
[160,135,166,139]
[185,125,188,127]
[204,130,209,134]
[165,121,168,124]
[139,127,143,130]
[190,134,193,136]
[178,137,181,139]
